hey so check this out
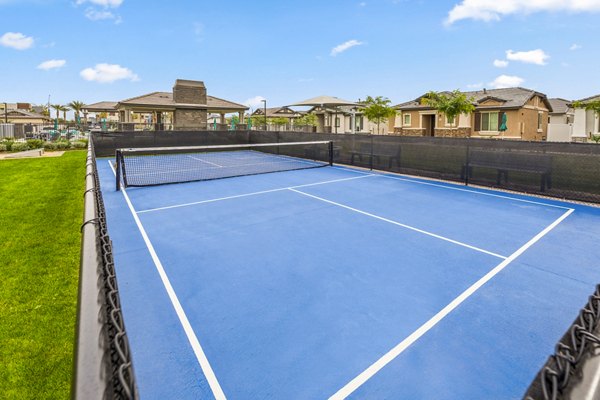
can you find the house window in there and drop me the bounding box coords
[403,114,411,126]
[538,112,543,131]
[446,115,455,125]
[480,112,499,131]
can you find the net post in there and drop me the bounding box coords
[115,150,121,191]
[328,141,334,166]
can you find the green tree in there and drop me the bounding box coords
[51,104,62,121]
[362,96,397,134]
[294,113,317,127]
[60,106,70,123]
[573,99,600,143]
[68,101,85,124]
[269,117,288,126]
[421,90,476,126]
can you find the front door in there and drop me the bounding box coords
[422,114,436,136]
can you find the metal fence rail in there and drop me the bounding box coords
[72,139,137,399]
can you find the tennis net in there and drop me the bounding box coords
[116,140,334,190]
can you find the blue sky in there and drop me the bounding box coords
[1,0,599,110]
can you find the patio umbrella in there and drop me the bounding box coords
[499,113,508,132]
[54,118,58,130]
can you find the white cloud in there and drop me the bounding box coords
[466,82,483,89]
[493,59,508,68]
[489,74,524,89]
[445,0,600,25]
[330,39,364,56]
[570,43,582,50]
[0,32,34,50]
[84,8,122,22]
[76,0,123,7]
[244,96,266,110]
[37,59,66,70]
[506,49,549,65]
[80,63,139,83]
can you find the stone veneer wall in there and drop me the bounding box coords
[434,127,471,138]
[394,128,426,136]
[173,80,208,131]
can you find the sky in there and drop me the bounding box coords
[1,0,599,112]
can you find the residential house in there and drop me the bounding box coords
[547,98,576,142]
[392,87,552,141]
[571,94,600,142]
[2,109,51,125]
[308,105,387,134]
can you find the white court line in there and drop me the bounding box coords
[187,155,223,167]
[328,207,574,400]
[331,166,572,210]
[108,161,227,400]
[137,174,376,214]
[288,188,507,259]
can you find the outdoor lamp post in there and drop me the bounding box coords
[261,99,267,131]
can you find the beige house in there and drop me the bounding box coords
[571,94,600,141]
[307,105,384,134]
[2,109,51,125]
[547,98,576,142]
[392,87,552,141]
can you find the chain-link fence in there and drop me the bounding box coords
[73,138,137,400]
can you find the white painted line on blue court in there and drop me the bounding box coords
[331,166,573,211]
[108,161,227,400]
[187,155,223,167]
[136,174,376,214]
[288,188,507,259]
[328,207,574,400]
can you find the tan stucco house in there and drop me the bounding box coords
[392,87,552,141]
[571,94,600,141]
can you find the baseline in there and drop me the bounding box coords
[328,207,574,399]
[288,188,506,260]
[108,160,227,400]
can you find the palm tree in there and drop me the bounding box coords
[51,104,62,121]
[69,101,85,124]
[61,106,71,123]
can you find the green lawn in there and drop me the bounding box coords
[0,151,85,399]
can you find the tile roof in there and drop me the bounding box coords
[548,98,572,115]
[83,101,118,110]
[117,92,247,110]
[575,93,600,103]
[396,87,552,111]
[6,109,50,119]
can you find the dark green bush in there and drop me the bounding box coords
[43,142,57,151]
[72,141,87,149]
[26,139,44,149]
[1,140,14,151]
[55,141,70,150]
[0,144,7,152]
[11,142,30,152]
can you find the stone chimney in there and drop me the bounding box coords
[173,79,207,105]
[172,79,208,130]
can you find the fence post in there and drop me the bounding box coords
[370,135,374,171]
[465,142,470,186]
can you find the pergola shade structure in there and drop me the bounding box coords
[288,95,360,133]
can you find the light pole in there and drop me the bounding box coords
[261,99,267,131]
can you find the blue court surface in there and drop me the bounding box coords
[97,158,600,399]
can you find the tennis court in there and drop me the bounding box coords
[96,141,600,399]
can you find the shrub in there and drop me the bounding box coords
[27,139,44,149]
[11,142,30,152]
[55,141,70,150]
[0,144,6,152]
[72,141,87,149]
[2,140,14,151]
[43,142,57,151]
